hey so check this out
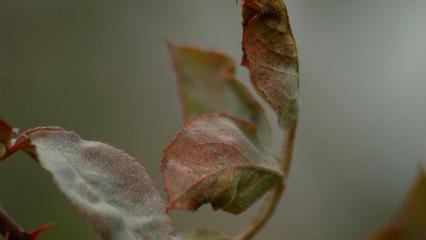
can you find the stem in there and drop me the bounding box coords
[0,207,31,240]
[234,120,298,240]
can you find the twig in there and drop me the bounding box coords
[234,120,298,240]
[0,207,52,240]
[0,207,31,240]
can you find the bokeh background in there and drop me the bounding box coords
[1,0,426,239]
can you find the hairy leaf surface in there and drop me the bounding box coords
[168,42,270,142]
[372,169,426,240]
[242,0,299,129]
[0,121,173,240]
[162,113,282,214]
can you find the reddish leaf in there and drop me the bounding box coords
[0,121,173,240]
[0,120,12,159]
[162,113,283,214]
[372,169,426,240]
[0,119,12,146]
[241,0,299,129]
[168,42,270,143]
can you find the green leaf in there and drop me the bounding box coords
[241,0,299,129]
[168,42,270,143]
[178,229,230,240]
[162,113,283,214]
[372,169,426,240]
[0,120,173,240]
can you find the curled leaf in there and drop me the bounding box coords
[0,120,12,159]
[241,0,299,129]
[162,113,283,214]
[0,120,173,240]
[0,144,5,160]
[0,119,12,147]
[372,169,426,240]
[168,42,270,142]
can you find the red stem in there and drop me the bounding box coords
[0,207,32,240]
[234,120,298,240]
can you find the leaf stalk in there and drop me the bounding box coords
[234,120,298,240]
[0,207,31,240]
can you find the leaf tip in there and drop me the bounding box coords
[166,40,189,61]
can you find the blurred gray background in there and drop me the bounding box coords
[1,0,426,239]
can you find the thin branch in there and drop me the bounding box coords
[0,207,31,240]
[281,120,298,177]
[234,120,298,240]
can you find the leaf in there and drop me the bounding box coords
[0,143,5,159]
[0,121,173,240]
[178,229,230,240]
[168,42,270,142]
[0,119,12,146]
[241,0,299,129]
[162,113,283,214]
[372,169,426,240]
[0,120,13,160]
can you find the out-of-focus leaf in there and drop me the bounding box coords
[162,113,283,214]
[168,42,270,142]
[0,119,12,147]
[372,169,426,240]
[0,121,173,240]
[0,145,5,160]
[178,229,230,240]
[0,119,13,160]
[241,0,299,129]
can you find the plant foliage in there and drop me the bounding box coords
[1,0,424,239]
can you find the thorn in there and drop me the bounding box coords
[28,222,54,240]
